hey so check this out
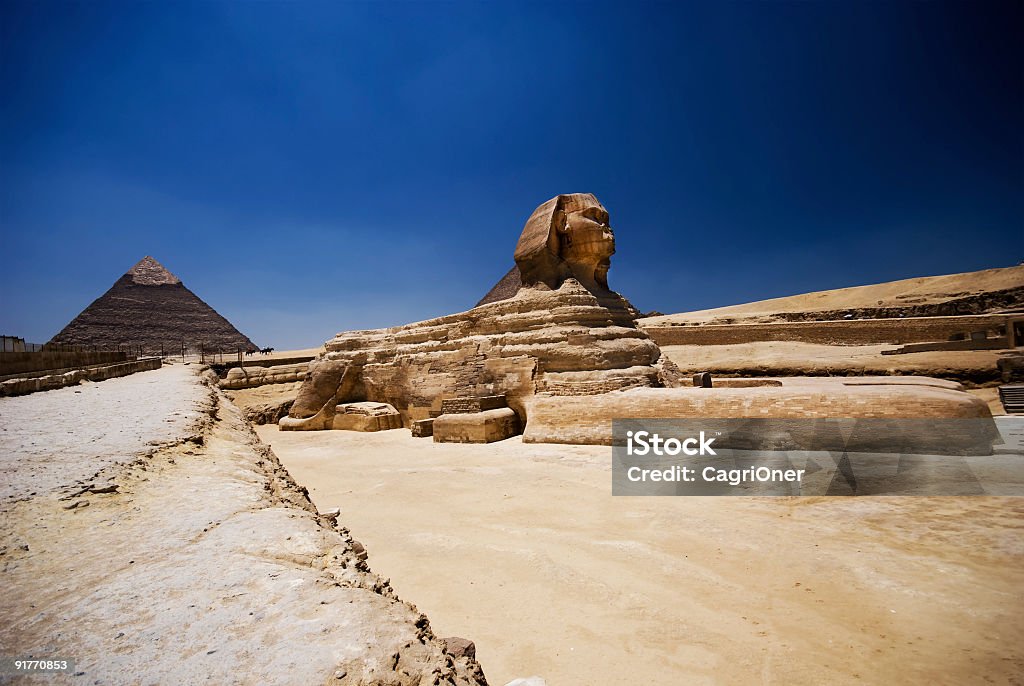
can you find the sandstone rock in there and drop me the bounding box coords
[441,395,508,414]
[434,408,520,444]
[441,637,476,660]
[280,279,661,428]
[241,399,294,426]
[290,358,350,419]
[280,193,670,434]
[220,363,308,390]
[514,192,614,292]
[523,384,997,452]
[279,396,336,431]
[411,418,434,438]
[332,402,402,431]
[998,355,1024,383]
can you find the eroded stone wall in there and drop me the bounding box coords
[640,314,1015,347]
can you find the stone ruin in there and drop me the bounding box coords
[281,193,681,438]
[280,193,995,449]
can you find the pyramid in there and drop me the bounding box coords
[50,256,257,355]
[474,265,523,307]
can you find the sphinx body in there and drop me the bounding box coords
[282,278,681,429]
[282,193,681,429]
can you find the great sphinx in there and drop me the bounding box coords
[280,193,994,453]
[280,193,682,432]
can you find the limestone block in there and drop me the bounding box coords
[279,397,335,431]
[290,359,349,418]
[331,402,402,431]
[440,395,508,414]
[411,419,434,437]
[220,363,308,390]
[434,408,520,444]
[523,384,996,451]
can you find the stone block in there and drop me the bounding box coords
[331,402,402,432]
[692,371,713,388]
[411,418,434,438]
[441,637,476,660]
[440,395,508,415]
[433,408,520,444]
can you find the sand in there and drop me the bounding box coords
[258,425,1024,685]
[643,264,1024,325]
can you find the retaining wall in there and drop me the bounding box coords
[0,351,130,376]
[641,314,1017,347]
[0,357,162,397]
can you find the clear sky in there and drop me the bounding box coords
[2,1,1021,349]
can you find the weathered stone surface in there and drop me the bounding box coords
[241,398,294,425]
[434,408,520,444]
[332,402,403,431]
[441,395,508,414]
[220,362,308,390]
[523,382,996,450]
[0,358,162,397]
[290,358,349,418]
[514,193,615,292]
[411,418,435,437]
[0,366,488,685]
[693,371,713,388]
[999,355,1024,383]
[442,637,476,660]
[279,194,682,433]
[280,278,671,432]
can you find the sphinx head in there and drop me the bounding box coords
[513,193,616,292]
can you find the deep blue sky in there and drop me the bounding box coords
[2,1,1021,349]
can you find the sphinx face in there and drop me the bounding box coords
[560,205,615,263]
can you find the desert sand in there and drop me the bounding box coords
[259,425,1024,685]
[644,264,1024,325]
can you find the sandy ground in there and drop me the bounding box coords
[660,342,1009,384]
[0,367,485,685]
[260,425,1024,686]
[642,264,1023,324]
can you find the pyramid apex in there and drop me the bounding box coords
[126,256,181,286]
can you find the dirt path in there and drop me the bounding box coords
[1,366,486,685]
[260,426,1024,686]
